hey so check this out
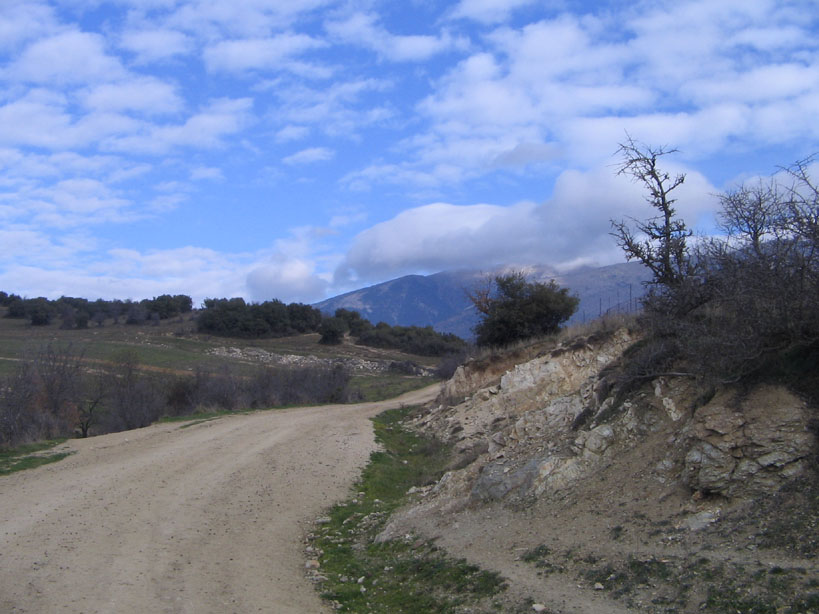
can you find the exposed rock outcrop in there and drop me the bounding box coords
[683,385,814,498]
[409,327,816,510]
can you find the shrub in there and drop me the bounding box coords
[614,148,819,388]
[319,317,348,345]
[469,272,579,347]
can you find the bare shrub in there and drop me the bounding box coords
[103,351,165,431]
[614,147,819,388]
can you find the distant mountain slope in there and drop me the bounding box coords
[315,262,652,339]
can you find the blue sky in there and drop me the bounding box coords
[1,0,818,305]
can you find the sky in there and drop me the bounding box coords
[1,0,818,306]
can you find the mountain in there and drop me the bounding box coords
[315,262,653,339]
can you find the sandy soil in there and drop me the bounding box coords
[0,385,439,614]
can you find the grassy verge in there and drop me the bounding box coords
[308,406,507,613]
[0,439,72,475]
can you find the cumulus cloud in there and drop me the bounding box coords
[0,228,84,266]
[190,166,224,180]
[0,0,815,308]
[449,0,540,24]
[203,34,326,73]
[0,1,59,52]
[80,77,184,115]
[102,97,254,154]
[345,2,819,191]
[119,28,193,63]
[272,78,393,137]
[326,12,466,61]
[166,0,334,38]
[337,163,719,283]
[246,255,329,303]
[282,146,334,165]
[8,30,126,85]
[0,244,250,304]
[275,124,310,142]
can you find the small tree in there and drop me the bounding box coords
[76,371,108,438]
[717,179,787,257]
[610,136,691,288]
[469,272,578,347]
[318,317,348,345]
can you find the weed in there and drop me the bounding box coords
[786,593,819,613]
[310,406,506,613]
[705,587,777,614]
[521,544,551,563]
[0,439,71,475]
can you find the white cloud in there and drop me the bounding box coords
[190,166,224,180]
[28,178,132,227]
[0,228,81,266]
[166,0,335,38]
[345,3,819,192]
[273,78,393,137]
[275,124,310,142]
[246,255,329,303]
[203,34,326,73]
[119,28,193,63]
[8,30,126,84]
[282,146,334,165]
[102,97,254,153]
[0,96,76,149]
[81,77,184,115]
[326,12,466,62]
[682,63,819,105]
[0,1,59,52]
[337,163,719,283]
[490,142,561,168]
[450,0,540,24]
[336,200,552,283]
[0,244,249,304]
[0,89,152,151]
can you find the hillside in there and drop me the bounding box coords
[0,308,442,446]
[315,262,652,339]
[312,322,819,613]
[0,308,444,376]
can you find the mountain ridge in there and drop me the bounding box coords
[315,262,652,339]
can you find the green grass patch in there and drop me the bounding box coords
[0,439,72,475]
[310,406,506,613]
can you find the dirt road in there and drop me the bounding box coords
[0,385,439,614]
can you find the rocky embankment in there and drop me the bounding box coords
[377,327,819,613]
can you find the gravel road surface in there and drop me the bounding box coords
[0,385,438,613]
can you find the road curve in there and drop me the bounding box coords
[0,384,439,614]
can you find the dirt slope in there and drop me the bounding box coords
[0,385,438,614]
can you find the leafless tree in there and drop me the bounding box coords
[75,371,108,438]
[32,343,85,437]
[717,179,788,256]
[610,136,691,288]
[0,361,39,446]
